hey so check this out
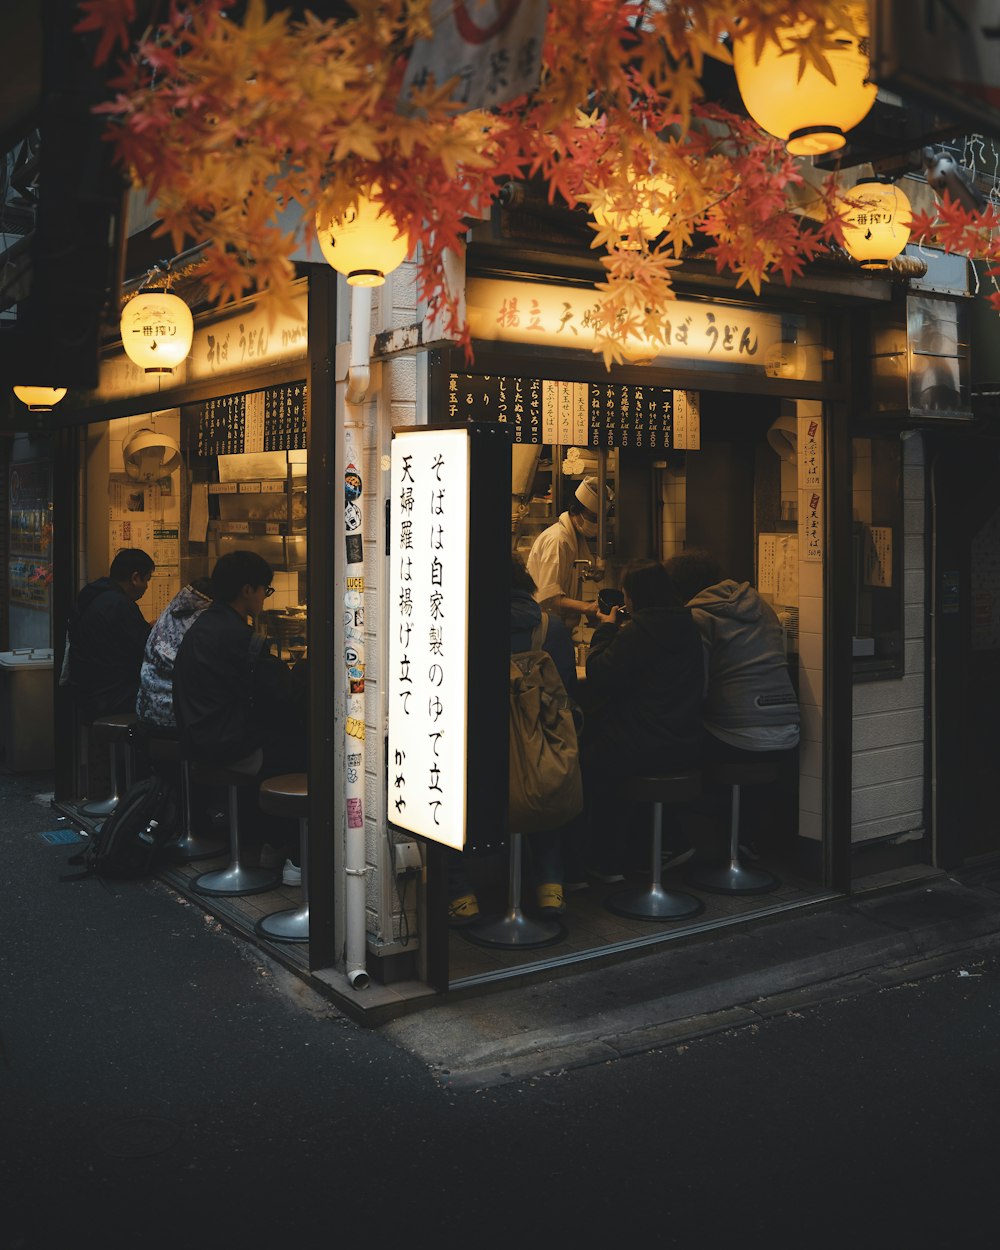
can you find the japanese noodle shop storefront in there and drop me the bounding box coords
[392,270,861,992]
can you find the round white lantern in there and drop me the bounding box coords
[316,189,409,287]
[732,7,877,156]
[591,168,675,246]
[839,179,912,270]
[13,386,67,411]
[120,291,194,373]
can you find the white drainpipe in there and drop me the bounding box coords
[343,285,372,990]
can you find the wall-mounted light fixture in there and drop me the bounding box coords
[120,290,194,373]
[732,6,876,156]
[12,386,67,411]
[316,187,410,287]
[839,178,912,270]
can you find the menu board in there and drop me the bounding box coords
[447,373,685,449]
[197,381,307,455]
[8,461,52,610]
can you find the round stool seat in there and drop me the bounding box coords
[707,758,779,788]
[92,712,138,743]
[192,759,260,788]
[259,773,308,820]
[624,771,702,805]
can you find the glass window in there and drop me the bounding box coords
[852,436,903,677]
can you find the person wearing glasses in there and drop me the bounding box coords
[173,550,309,877]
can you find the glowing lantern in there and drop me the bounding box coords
[120,292,194,373]
[590,167,675,247]
[13,386,67,411]
[839,179,912,270]
[316,188,410,286]
[732,6,877,156]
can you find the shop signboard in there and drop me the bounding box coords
[85,287,309,407]
[196,382,307,454]
[467,277,824,382]
[387,424,509,850]
[447,372,704,449]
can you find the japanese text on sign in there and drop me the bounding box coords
[467,278,824,379]
[388,429,472,848]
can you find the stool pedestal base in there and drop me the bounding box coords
[606,883,704,921]
[255,904,309,943]
[463,908,564,950]
[193,863,280,896]
[164,833,228,863]
[686,862,779,895]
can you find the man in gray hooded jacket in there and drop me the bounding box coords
[664,550,799,861]
[664,551,799,757]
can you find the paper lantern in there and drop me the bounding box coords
[839,179,912,270]
[120,292,194,373]
[732,7,876,156]
[12,386,67,411]
[590,168,675,247]
[316,189,409,286]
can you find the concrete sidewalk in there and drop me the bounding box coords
[381,862,1000,1087]
[20,768,1000,1089]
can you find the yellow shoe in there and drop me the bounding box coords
[448,892,480,926]
[536,883,566,915]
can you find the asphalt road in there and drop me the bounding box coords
[2,768,997,1248]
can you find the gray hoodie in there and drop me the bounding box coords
[687,579,800,749]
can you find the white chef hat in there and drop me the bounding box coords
[575,476,603,513]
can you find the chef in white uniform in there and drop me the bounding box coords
[526,475,607,627]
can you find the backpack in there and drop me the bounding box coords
[508,614,584,833]
[63,774,178,881]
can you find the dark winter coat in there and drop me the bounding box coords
[173,601,308,766]
[67,577,151,723]
[583,604,704,776]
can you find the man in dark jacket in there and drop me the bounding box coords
[68,547,154,724]
[173,550,308,876]
[173,550,307,773]
[582,558,704,879]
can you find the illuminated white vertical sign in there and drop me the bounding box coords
[388,428,471,849]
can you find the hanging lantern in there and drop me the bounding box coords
[590,168,675,247]
[839,179,912,270]
[12,386,67,411]
[732,6,876,156]
[316,188,410,287]
[120,291,194,373]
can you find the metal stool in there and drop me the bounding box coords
[685,758,781,895]
[144,734,227,863]
[605,772,704,921]
[254,773,309,944]
[81,713,138,817]
[463,832,565,950]
[191,758,279,896]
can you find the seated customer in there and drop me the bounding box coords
[173,551,308,878]
[664,549,800,855]
[447,555,580,926]
[136,577,213,733]
[582,558,704,880]
[68,547,154,724]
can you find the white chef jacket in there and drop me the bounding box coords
[526,512,591,620]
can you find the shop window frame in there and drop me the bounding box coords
[851,433,905,682]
